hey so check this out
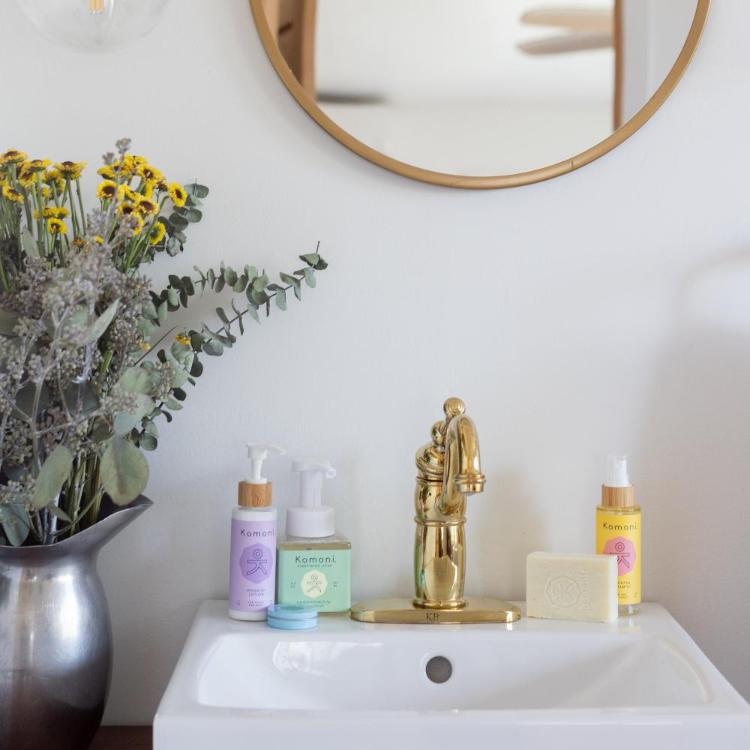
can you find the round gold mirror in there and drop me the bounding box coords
[250,0,710,189]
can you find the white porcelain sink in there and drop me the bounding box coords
[154,601,749,749]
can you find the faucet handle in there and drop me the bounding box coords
[443,397,466,419]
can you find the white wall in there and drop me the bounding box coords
[1,0,749,724]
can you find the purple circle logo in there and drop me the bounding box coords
[239,543,273,582]
[603,536,636,576]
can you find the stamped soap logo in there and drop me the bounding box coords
[603,536,636,576]
[239,543,273,582]
[545,575,581,608]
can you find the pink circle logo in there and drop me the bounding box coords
[603,536,636,576]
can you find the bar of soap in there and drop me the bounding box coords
[526,552,618,623]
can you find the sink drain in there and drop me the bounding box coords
[425,655,452,684]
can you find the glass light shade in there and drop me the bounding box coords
[16,0,171,52]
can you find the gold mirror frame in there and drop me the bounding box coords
[249,0,710,189]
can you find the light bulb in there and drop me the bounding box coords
[16,0,171,52]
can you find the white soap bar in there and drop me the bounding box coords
[526,552,618,623]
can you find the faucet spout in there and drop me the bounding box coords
[440,405,485,517]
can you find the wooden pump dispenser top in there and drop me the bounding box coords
[237,444,285,508]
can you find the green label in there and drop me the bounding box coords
[277,547,351,612]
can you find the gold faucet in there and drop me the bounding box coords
[351,397,520,624]
[414,397,485,609]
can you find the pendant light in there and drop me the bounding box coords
[16,0,171,52]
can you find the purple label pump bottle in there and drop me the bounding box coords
[228,443,284,621]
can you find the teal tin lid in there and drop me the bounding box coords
[267,604,317,622]
[267,615,317,630]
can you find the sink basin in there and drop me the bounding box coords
[154,601,749,749]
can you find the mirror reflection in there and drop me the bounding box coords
[259,0,699,176]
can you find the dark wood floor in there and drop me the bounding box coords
[91,727,151,750]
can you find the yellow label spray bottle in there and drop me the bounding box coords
[596,455,641,615]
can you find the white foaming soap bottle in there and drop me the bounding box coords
[228,443,284,621]
[277,459,352,613]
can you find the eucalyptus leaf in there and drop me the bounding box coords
[86,300,119,344]
[303,268,316,288]
[101,437,149,506]
[169,213,189,231]
[143,419,159,438]
[32,446,74,509]
[293,282,302,301]
[90,418,113,443]
[190,356,203,377]
[48,505,72,523]
[21,228,39,259]
[0,308,20,336]
[15,382,50,419]
[203,339,224,356]
[166,237,182,256]
[62,382,99,416]
[275,289,287,311]
[118,367,153,396]
[0,503,31,546]
[185,183,209,199]
[140,433,158,451]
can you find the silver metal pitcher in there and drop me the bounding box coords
[0,495,152,750]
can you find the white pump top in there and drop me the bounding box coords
[246,443,285,485]
[605,455,630,488]
[287,459,337,538]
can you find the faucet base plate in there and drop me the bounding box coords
[350,597,521,624]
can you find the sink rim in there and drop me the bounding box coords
[155,601,750,724]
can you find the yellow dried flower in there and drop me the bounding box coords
[149,221,166,245]
[40,185,51,199]
[26,159,50,171]
[113,155,135,177]
[42,206,69,219]
[137,163,163,182]
[17,166,36,188]
[117,184,138,203]
[139,341,151,351]
[118,202,136,216]
[55,161,86,179]
[136,197,158,216]
[2,184,24,203]
[72,237,86,249]
[97,165,116,179]
[43,169,65,192]
[0,149,27,165]
[175,334,191,346]
[47,217,67,235]
[168,182,187,207]
[142,179,156,199]
[129,214,145,236]
[93,235,104,245]
[97,180,117,200]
